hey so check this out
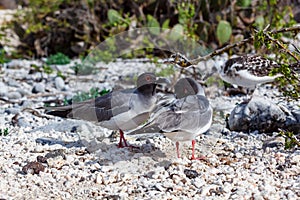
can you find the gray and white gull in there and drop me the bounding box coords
[46,72,169,148]
[129,77,213,160]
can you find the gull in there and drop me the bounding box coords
[46,72,169,148]
[129,77,213,160]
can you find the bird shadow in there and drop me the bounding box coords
[35,135,168,167]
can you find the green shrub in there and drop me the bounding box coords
[72,87,110,103]
[0,128,9,136]
[46,53,71,65]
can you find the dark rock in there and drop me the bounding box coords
[288,110,300,133]
[228,97,286,133]
[37,156,48,163]
[22,161,45,175]
[184,169,199,179]
[102,195,120,200]
[262,137,285,150]
[45,149,66,159]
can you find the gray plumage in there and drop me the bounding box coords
[46,72,166,147]
[129,77,213,143]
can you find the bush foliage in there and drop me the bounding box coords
[8,0,298,59]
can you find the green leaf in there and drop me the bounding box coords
[254,15,265,30]
[108,9,122,24]
[237,0,251,7]
[169,24,184,41]
[216,20,232,45]
[147,15,160,35]
[162,19,170,29]
[46,52,70,65]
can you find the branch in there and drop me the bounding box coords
[188,25,300,65]
[264,32,299,61]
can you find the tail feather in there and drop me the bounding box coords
[128,122,162,135]
[45,105,73,118]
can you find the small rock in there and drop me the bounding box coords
[95,173,103,184]
[45,149,66,159]
[7,78,20,87]
[54,76,65,90]
[4,107,20,115]
[102,195,120,200]
[20,100,34,108]
[193,177,205,188]
[262,137,285,150]
[17,117,31,127]
[37,156,48,163]
[154,160,172,170]
[140,142,154,153]
[291,155,300,164]
[155,183,165,192]
[6,91,22,99]
[184,169,199,179]
[22,161,45,175]
[47,156,66,169]
[17,88,31,96]
[0,82,8,96]
[235,152,243,159]
[32,83,45,93]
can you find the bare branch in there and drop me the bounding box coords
[264,32,299,61]
[187,25,300,65]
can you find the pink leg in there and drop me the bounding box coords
[118,130,128,148]
[176,141,180,158]
[190,140,206,160]
[117,130,139,149]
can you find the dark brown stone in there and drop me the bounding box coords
[22,161,45,175]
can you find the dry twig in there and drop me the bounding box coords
[186,25,300,65]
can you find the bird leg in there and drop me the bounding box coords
[176,141,180,158]
[118,129,128,148]
[190,140,206,160]
[117,129,140,149]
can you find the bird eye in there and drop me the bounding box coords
[146,76,151,81]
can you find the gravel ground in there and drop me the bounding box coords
[0,58,299,200]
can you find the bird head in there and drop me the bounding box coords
[174,77,205,98]
[137,73,170,95]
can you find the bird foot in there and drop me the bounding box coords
[190,155,207,161]
[117,140,140,150]
[117,142,127,148]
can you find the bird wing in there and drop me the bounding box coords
[160,95,212,133]
[225,55,280,77]
[46,88,135,123]
[128,95,212,135]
